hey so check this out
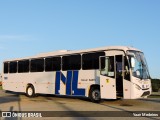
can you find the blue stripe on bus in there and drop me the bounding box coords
[72,71,85,96]
[55,71,85,96]
[66,71,72,95]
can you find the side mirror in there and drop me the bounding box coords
[131,57,135,68]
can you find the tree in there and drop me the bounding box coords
[151,79,160,92]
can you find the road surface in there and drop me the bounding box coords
[0,90,160,120]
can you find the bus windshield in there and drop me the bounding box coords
[127,51,150,79]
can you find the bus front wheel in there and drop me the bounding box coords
[26,85,36,97]
[89,87,101,103]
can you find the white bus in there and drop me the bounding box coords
[2,46,151,102]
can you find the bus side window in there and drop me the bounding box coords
[82,52,105,70]
[4,62,9,74]
[62,54,81,71]
[31,58,44,72]
[9,61,18,73]
[18,60,29,73]
[45,57,61,71]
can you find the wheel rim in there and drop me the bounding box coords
[92,89,100,100]
[28,87,33,96]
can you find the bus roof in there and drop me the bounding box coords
[4,46,141,62]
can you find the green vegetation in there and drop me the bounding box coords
[151,79,160,92]
[149,95,160,98]
[0,86,2,90]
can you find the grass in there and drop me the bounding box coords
[0,86,2,90]
[149,96,160,98]
[148,95,160,98]
[148,92,160,98]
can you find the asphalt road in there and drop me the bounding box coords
[0,90,160,120]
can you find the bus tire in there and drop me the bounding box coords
[89,87,101,103]
[26,85,36,97]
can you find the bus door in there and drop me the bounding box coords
[100,51,125,99]
[100,56,116,99]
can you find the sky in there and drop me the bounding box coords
[0,0,160,78]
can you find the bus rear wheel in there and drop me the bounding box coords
[26,85,36,97]
[89,87,101,103]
